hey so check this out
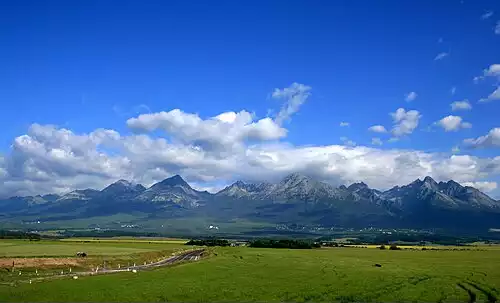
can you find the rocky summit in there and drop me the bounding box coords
[1,174,499,230]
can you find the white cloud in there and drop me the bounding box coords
[436,115,472,132]
[461,122,472,129]
[451,146,460,154]
[339,122,350,127]
[272,82,312,125]
[405,91,418,102]
[1,84,500,198]
[434,52,449,61]
[390,108,422,137]
[473,76,484,83]
[473,64,500,84]
[2,123,500,198]
[484,64,500,77]
[462,181,497,193]
[450,87,457,95]
[127,109,286,152]
[479,87,500,103]
[481,11,494,20]
[371,138,383,146]
[340,137,356,147]
[464,128,500,148]
[368,125,388,133]
[451,100,472,111]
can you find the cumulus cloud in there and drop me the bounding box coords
[484,64,500,77]
[436,116,472,132]
[368,125,388,133]
[127,109,286,152]
[1,84,500,198]
[371,138,383,146]
[390,108,422,137]
[339,122,350,127]
[434,52,449,61]
[2,123,500,198]
[405,91,418,102]
[464,128,500,148]
[340,137,356,147]
[272,82,312,125]
[462,181,497,193]
[481,11,494,20]
[479,87,500,103]
[450,100,472,111]
[474,64,500,84]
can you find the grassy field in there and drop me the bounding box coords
[1,246,500,302]
[0,239,187,257]
[0,238,190,287]
[59,237,188,245]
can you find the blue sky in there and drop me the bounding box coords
[1,0,500,198]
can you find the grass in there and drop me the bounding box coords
[59,238,188,245]
[0,239,186,257]
[2,246,500,302]
[0,239,190,286]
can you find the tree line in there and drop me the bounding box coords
[185,238,231,246]
[249,239,320,249]
[0,230,41,240]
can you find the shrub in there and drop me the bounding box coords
[248,239,319,249]
[185,238,230,247]
[389,244,401,250]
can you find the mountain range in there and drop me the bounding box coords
[1,174,500,231]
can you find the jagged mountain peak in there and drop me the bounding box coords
[115,179,132,186]
[233,180,246,187]
[423,176,437,184]
[281,172,308,181]
[406,176,438,190]
[136,174,208,208]
[347,182,369,191]
[154,175,190,188]
[102,179,146,195]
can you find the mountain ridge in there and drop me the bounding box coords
[1,174,499,230]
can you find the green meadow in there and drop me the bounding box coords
[2,245,500,302]
[0,239,187,257]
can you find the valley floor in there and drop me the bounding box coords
[2,244,500,302]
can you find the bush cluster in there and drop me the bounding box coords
[249,239,320,249]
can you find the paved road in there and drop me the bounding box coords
[128,249,204,270]
[93,249,205,274]
[17,249,205,284]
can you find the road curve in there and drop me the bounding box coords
[11,249,206,285]
[95,249,206,274]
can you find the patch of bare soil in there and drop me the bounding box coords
[0,258,82,269]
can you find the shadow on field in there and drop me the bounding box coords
[457,282,477,303]
[466,281,498,303]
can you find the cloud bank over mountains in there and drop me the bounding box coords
[1,83,499,198]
